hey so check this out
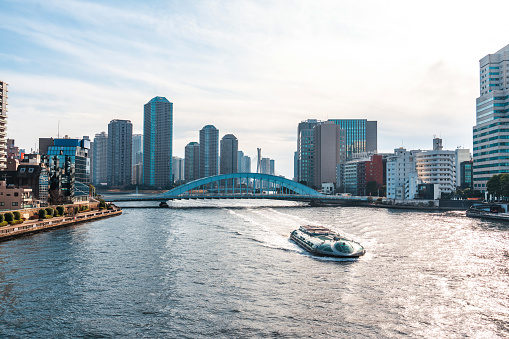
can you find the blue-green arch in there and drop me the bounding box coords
[160,173,324,197]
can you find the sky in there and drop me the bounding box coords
[1,0,509,179]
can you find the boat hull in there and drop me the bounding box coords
[290,228,365,258]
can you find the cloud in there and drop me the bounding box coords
[1,0,508,177]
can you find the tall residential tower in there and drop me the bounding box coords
[107,119,132,187]
[220,134,238,174]
[92,132,108,185]
[199,125,219,178]
[0,80,8,170]
[143,97,173,188]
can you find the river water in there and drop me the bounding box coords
[0,200,508,338]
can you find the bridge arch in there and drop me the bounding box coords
[160,173,324,199]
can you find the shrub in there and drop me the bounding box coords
[45,207,54,217]
[38,209,46,219]
[56,206,64,217]
[98,199,106,209]
[0,214,4,223]
[74,206,79,214]
[0,221,7,226]
[4,212,14,223]
[13,211,21,220]
[367,196,373,202]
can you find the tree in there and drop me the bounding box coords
[487,173,509,200]
[38,209,46,219]
[4,212,13,223]
[13,211,21,220]
[56,206,65,216]
[366,181,378,196]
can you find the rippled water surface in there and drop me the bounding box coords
[1,200,509,338]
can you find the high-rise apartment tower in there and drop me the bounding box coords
[107,119,132,186]
[199,125,219,178]
[143,97,173,188]
[0,80,8,169]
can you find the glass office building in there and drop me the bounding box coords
[473,44,509,193]
[327,119,377,159]
[47,138,90,200]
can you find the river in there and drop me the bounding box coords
[0,200,508,338]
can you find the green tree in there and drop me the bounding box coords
[4,212,13,223]
[38,209,47,219]
[13,211,21,220]
[0,214,4,223]
[45,207,54,217]
[487,173,509,199]
[56,206,65,216]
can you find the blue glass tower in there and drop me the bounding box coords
[327,119,377,159]
[143,97,173,188]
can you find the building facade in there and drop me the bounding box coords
[313,122,346,188]
[220,134,238,174]
[172,156,185,183]
[184,142,200,182]
[132,134,143,166]
[297,119,320,185]
[199,125,219,178]
[107,119,133,187]
[92,132,108,186]
[46,138,91,202]
[327,119,377,159]
[144,97,173,188]
[0,80,8,170]
[473,44,509,193]
[386,148,420,200]
[460,160,474,190]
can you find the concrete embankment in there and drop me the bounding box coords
[0,206,122,242]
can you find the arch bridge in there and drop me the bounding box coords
[107,173,327,202]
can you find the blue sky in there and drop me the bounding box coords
[2,0,509,178]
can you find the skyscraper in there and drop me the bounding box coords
[297,119,320,185]
[107,119,132,187]
[0,80,8,170]
[93,132,108,185]
[132,134,143,166]
[185,142,200,181]
[144,97,173,188]
[220,134,238,174]
[172,156,185,183]
[473,44,509,193]
[199,125,219,178]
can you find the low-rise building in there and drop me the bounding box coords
[0,181,37,210]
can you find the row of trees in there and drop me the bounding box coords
[0,211,23,225]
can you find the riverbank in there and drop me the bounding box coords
[0,205,122,242]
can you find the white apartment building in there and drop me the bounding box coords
[388,138,471,199]
[386,148,421,199]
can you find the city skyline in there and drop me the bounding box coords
[2,1,509,178]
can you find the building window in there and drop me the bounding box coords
[12,202,18,206]
[14,192,18,197]
[0,202,4,206]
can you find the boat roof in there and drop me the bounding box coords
[299,225,333,235]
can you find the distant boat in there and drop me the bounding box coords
[290,225,365,258]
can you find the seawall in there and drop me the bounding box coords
[0,206,122,242]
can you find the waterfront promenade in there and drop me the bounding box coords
[0,205,122,242]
